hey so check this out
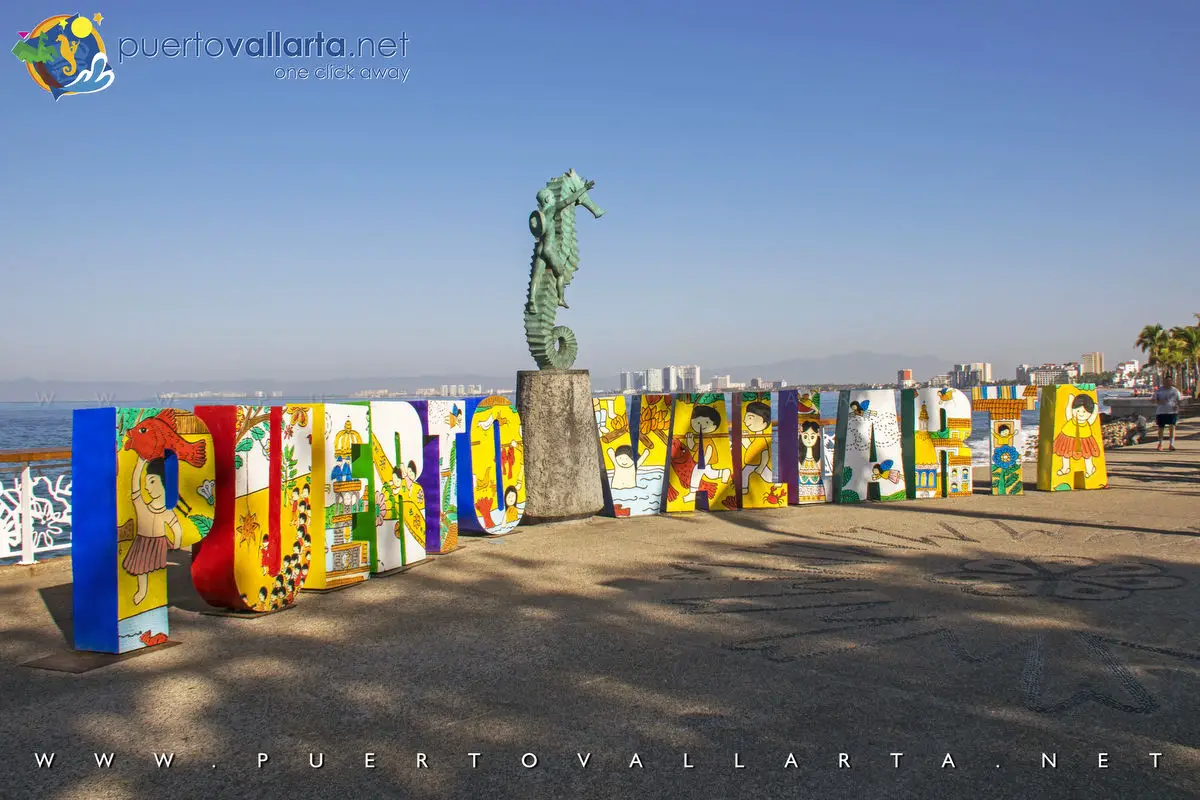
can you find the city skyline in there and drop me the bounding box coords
[3,2,1196,381]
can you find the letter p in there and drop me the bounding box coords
[118,38,138,64]
[257,753,268,768]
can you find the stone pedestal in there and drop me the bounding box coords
[515,370,604,524]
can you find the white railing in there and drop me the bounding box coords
[0,450,72,565]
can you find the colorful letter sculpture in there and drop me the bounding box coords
[72,408,215,653]
[834,390,906,503]
[666,393,736,513]
[593,394,673,517]
[971,385,1037,495]
[369,401,431,572]
[735,392,787,508]
[191,406,311,612]
[457,395,526,535]
[426,399,465,553]
[779,390,833,505]
[303,404,372,590]
[1037,384,1108,491]
[901,388,975,499]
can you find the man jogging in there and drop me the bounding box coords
[1153,376,1183,451]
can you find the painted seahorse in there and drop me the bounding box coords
[523,169,605,370]
[56,34,79,76]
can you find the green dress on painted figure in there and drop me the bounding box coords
[524,169,605,370]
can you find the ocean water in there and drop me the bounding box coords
[605,465,667,516]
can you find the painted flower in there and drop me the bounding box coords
[931,557,1185,601]
[992,445,1021,470]
[197,479,216,506]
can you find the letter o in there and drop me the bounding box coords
[274,67,287,79]
[204,38,223,57]
[521,753,537,768]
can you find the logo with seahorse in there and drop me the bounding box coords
[12,13,113,100]
[523,169,605,370]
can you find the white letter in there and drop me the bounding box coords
[784,753,797,769]
[34,753,55,768]
[1150,753,1162,768]
[417,753,427,769]
[734,752,745,769]
[1098,753,1108,769]
[942,753,955,769]
[94,753,114,768]
[364,753,375,769]
[153,753,174,768]
[257,753,269,768]
[521,753,537,769]
[839,753,850,768]
[682,752,693,769]
[469,753,480,768]
[891,752,903,768]
[577,753,591,768]
[629,753,643,768]
[1042,753,1056,768]
[310,753,324,769]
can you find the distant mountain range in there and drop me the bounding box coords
[0,352,954,402]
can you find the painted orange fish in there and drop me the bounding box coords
[124,409,207,467]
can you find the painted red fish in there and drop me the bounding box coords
[613,504,630,518]
[124,409,207,467]
[670,439,697,495]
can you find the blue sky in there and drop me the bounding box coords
[2,0,1197,382]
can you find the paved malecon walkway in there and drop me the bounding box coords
[2,420,1198,799]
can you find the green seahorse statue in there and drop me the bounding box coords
[524,169,605,370]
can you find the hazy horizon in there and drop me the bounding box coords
[3,1,1195,382]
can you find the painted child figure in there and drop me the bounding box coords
[739,401,774,493]
[608,444,650,490]
[398,460,427,544]
[681,405,731,504]
[123,456,183,607]
[503,482,523,525]
[1054,393,1101,478]
[796,420,826,502]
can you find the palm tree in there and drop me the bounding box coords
[1135,324,1168,384]
[1171,324,1200,396]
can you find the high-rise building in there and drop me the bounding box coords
[662,365,680,393]
[1082,352,1105,375]
[711,375,732,389]
[1026,363,1080,386]
[950,363,991,389]
[897,368,914,388]
[680,365,701,392]
[1015,364,1034,384]
[642,369,664,392]
[619,371,635,393]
